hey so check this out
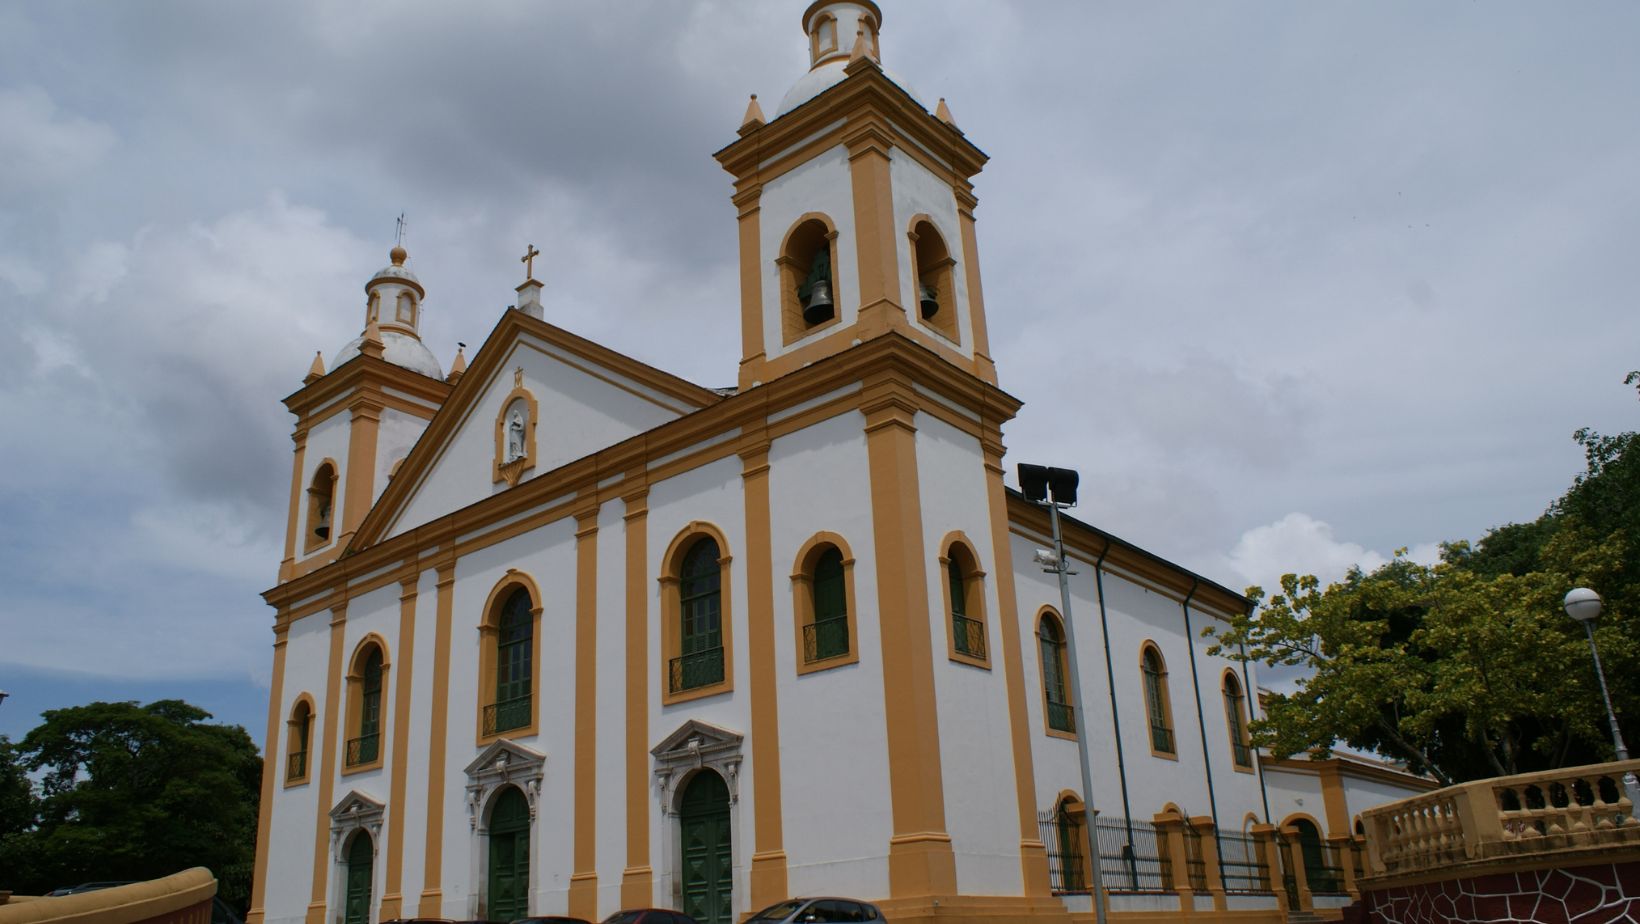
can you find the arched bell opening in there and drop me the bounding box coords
[909,218,958,343]
[778,215,841,346]
[304,460,338,553]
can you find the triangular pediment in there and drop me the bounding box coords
[351,310,722,548]
[464,738,546,779]
[328,789,385,823]
[652,719,744,760]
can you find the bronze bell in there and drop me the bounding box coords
[919,283,940,319]
[314,502,332,540]
[803,279,835,326]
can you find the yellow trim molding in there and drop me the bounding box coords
[790,531,862,675]
[474,570,544,745]
[659,521,736,706]
[938,530,992,670]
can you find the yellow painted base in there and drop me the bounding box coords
[619,866,653,909]
[874,893,1074,924]
[749,849,791,912]
[567,872,598,920]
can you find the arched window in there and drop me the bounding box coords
[394,291,416,325]
[1141,643,1175,757]
[677,538,724,692]
[305,461,337,553]
[1038,611,1075,735]
[344,640,388,771]
[286,697,313,785]
[792,534,859,673]
[490,588,533,735]
[778,216,840,345]
[478,572,541,742]
[661,524,734,703]
[942,537,990,667]
[809,12,839,63]
[1223,671,1252,769]
[909,218,959,343]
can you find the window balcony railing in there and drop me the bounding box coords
[345,733,379,767]
[287,750,308,781]
[1150,724,1174,754]
[1047,699,1076,734]
[670,646,725,694]
[483,694,532,736]
[803,617,850,663]
[1232,740,1253,768]
[953,614,987,659]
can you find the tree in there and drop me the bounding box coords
[0,700,261,903]
[1208,376,1639,786]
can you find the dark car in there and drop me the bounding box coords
[511,918,593,924]
[599,911,700,924]
[746,898,884,923]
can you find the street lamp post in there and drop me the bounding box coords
[1563,587,1640,817]
[1019,464,1108,924]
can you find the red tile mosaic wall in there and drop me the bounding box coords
[1364,861,1640,924]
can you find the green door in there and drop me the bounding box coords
[344,833,373,924]
[488,787,531,921]
[679,771,732,924]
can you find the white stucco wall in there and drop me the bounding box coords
[915,411,1022,895]
[766,410,893,900]
[389,335,686,540]
[757,144,859,363]
[375,408,431,503]
[264,608,332,924]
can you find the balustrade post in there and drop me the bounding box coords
[1249,824,1286,913]
[1453,779,1506,860]
[1191,815,1228,911]
[1280,824,1315,913]
[1154,811,1193,914]
[1363,810,1388,875]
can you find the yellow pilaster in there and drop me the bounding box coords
[246,622,290,924]
[379,573,420,920]
[568,503,601,920]
[306,604,348,924]
[741,442,790,908]
[417,561,456,918]
[620,485,655,908]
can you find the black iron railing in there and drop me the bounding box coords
[803,617,849,663]
[1217,830,1272,893]
[953,614,987,659]
[287,750,308,781]
[1094,816,1173,892]
[345,733,379,767]
[1180,819,1209,891]
[1150,723,1174,754]
[1038,810,1088,894]
[670,646,725,693]
[1308,841,1347,894]
[484,694,532,735]
[1047,699,1076,733]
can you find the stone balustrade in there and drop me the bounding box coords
[1363,759,1640,879]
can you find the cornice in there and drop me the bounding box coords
[265,332,1021,615]
[283,352,451,421]
[714,64,987,189]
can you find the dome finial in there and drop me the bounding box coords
[390,244,407,266]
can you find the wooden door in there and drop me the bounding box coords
[488,787,531,921]
[679,771,732,924]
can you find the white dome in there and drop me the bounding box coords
[775,59,926,117]
[333,330,444,380]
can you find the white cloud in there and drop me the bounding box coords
[1219,511,1442,597]
[0,86,117,193]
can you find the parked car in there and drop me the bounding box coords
[510,918,592,924]
[746,898,884,923]
[599,911,700,924]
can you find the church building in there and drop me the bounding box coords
[248,5,1428,924]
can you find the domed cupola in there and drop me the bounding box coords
[331,245,443,380]
[777,1,924,117]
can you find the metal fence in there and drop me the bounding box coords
[1037,810,1089,894]
[1217,830,1271,893]
[1179,819,1209,891]
[1309,840,1347,894]
[1093,816,1173,892]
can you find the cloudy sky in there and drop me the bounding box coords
[2,1,1636,747]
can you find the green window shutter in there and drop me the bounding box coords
[1143,649,1172,753]
[491,587,534,733]
[674,538,725,691]
[1040,618,1074,732]
[361,649,383,738]
[808,547,849,662]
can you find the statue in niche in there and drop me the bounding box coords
[505,407,527,463]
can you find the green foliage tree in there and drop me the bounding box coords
[0,700,261,904]
[1208,376,1640,786]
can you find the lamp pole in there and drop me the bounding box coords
[1020,464,1108,924]
[1564,588,1640,816]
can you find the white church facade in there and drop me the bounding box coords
[247,5,1430,924]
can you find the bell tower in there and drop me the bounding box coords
[715,0,997,391]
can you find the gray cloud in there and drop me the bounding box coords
[2,1,1637,683]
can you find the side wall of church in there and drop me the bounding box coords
[374,408,429,503]
[767,409,895,899]
[264,611,332,924]
[918,411,1029,895]
[889,150,976,350]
